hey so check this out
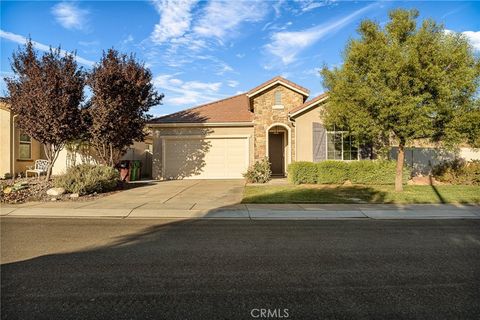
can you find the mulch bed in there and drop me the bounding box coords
[0,178,124,204]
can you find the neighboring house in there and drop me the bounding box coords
[1,98,45,177]
[148,76,339,180]
[0,99,153,178]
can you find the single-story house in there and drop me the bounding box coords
[148,76,480,180]
[148,76,347,180]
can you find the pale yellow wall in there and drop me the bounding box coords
[294,105,323,162]
[0,105,44,177]
[151,126,254,179]
[0,107,12,177]
[13,126,42,175]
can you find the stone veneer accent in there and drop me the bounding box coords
[251,84,305,164]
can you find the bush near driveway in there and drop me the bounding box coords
[55,164,120,195]
[243,158,272,183]
[288,160,410,185]
[433,159,480,185]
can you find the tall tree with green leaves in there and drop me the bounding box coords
[5,40,85,180]
[86,49,163,167]
[321,9,480,191]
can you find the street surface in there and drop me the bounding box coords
[1,218,480,319]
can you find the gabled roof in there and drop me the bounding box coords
[289,93,328,117]
[246,76,310,98]
[149,94,253,125]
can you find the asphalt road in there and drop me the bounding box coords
[1,218,480,320]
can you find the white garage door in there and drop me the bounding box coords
[164,137,249,179]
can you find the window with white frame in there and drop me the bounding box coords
[326,131,358,160]
[19,132,32,159]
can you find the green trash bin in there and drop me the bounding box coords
[130,160,142,181]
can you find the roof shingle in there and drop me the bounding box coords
[149,94,253,124]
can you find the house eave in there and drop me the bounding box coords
[147,121,254,128]
[289,96,329,118]
[246,80,309,98]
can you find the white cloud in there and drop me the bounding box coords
[182,80,222,92]
[227,80,239,88]
[462,31,480,50]
[0,29,94,67]
[303,67,322,77]
[146,1,268,69]
[193,0,268,42]
[265,2,378,64]
[151,0,198,44]
[51,2,89,31]
[294,0,337,13]
[78,40,99,47]
[445,29,480,51]
[153,74,225,107]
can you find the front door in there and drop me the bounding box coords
[268,132,284,175]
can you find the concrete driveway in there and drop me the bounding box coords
[81,179,246,211]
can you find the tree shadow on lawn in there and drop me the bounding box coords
[242,184,479,204]
[242,185,389,204]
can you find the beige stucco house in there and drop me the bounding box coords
[1,98,153,178]
[148,76,337,180]
[148,76,480,180]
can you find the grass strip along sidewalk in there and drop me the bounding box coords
[243,185,480,204]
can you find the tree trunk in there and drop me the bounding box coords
[395,142,405,192]
[46,163,53,181]
[43,143,62,181]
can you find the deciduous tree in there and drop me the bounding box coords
[321,9,480,191]
[5,40,85,180]
[86,49,163,167]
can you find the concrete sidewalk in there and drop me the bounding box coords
[1,202,479,220]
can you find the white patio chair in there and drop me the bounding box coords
[26,159,49,178]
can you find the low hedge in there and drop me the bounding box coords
[288,160,410,185]
[317,161,350,184]
[55,164,120,195]
[349,160,410,185]
[287,162,318,184]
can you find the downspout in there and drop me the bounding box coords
[12,114,18,179]
[289,115,296,163]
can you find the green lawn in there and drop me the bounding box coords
[242,184,480,204]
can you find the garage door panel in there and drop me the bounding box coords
[164,137,248,179]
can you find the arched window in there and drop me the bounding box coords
[274,90,282,105]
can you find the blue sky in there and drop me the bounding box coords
[1,1,479,116]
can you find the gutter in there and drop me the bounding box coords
[147,122,254,128]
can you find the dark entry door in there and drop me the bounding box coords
[268,132,284,175]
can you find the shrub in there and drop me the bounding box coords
[316,161,349,184]
[433,159,480,185]
[243,158,272,183]
[349,160,410,185]
[55,164,120,195]
[287,160,411,185]
[288,161,318,184]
